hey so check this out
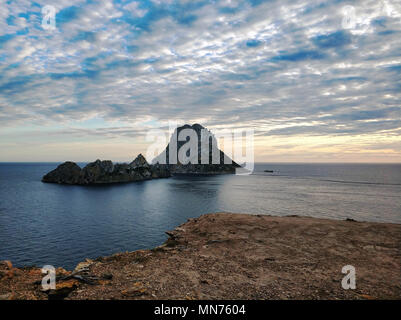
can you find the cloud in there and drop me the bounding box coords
[123,1,148,18]
[0,0,400,161]
[312,30,352,48]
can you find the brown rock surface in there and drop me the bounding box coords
[1,213,400,300]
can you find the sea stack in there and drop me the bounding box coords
[152,123,240,175]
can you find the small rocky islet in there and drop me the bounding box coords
[41,124,240,185]
[42,154,170,185]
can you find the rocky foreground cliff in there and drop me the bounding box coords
[1,213,400,300]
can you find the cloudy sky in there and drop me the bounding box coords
[0,0,400,162]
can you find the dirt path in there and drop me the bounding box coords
[1,213,400,300]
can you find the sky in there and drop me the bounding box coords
[0,0,400,163]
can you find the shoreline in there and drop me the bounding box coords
[1,213,400,300]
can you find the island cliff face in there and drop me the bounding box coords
[42,154,170,185]
[152,123,240,175]
[42,124,241,184]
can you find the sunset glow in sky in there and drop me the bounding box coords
[1,0,400,162]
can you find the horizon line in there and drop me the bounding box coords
[0,161,400,165]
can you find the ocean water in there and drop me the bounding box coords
[0,162,400,269]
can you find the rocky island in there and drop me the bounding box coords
[42,124,241,185]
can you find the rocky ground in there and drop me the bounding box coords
[1,213,400,300]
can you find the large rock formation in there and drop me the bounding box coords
[42,124,241,185]
[42,154,170,185]
[41,161,83,184]
[152,124,240,175]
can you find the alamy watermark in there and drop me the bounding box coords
[41,265,56,290]
[41,5,56,31]
[341,1,400,31]
[341,265,356,290]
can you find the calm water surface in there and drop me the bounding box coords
[0,163,400,269]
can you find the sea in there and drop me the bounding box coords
[0,162,400,269]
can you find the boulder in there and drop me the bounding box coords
[79,160,115,184]
[42,162,82,184]
[0,260,14,280]
[0,260,12,270]
[129,154,150,169]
